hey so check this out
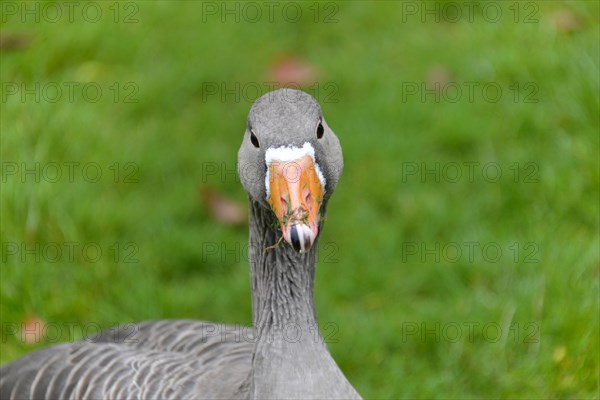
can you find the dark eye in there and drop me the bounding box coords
[316,121,324,139]
[250,129,260,148]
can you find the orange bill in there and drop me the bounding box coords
[267,155,324,253]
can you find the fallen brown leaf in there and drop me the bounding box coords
[267,55,318,87]
[199,186,247,226]
[547,9,580,34]
[0,31,33,51]
[20,314,45,345]
[426,64,453,92]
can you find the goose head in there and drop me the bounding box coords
[238,89,343,253]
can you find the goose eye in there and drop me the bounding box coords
[250,129,260,148]
[316,121,324,139]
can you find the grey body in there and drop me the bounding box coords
[1,321,251,399]
[0,89,361,399]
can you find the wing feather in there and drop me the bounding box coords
[0,321,253,399]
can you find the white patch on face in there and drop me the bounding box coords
[264,142,327,199]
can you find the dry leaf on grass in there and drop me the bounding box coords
[547,9,580,34]
[199,186,247,226]
[20,314,46,345]
[267,55,318,87]
[0,31,33,51]
[426,64,453,92]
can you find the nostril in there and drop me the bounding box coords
[305,192,312,205]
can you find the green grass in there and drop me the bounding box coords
[1,1,598,398]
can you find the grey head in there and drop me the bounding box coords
[238,89,343,252]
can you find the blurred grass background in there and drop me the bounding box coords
[1,1,598,398]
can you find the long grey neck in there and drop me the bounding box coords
[248,199,319,331]
[244,199,361,399]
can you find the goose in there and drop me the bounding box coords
[0,88,362,399]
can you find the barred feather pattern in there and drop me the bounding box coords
[0,321,253,400]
